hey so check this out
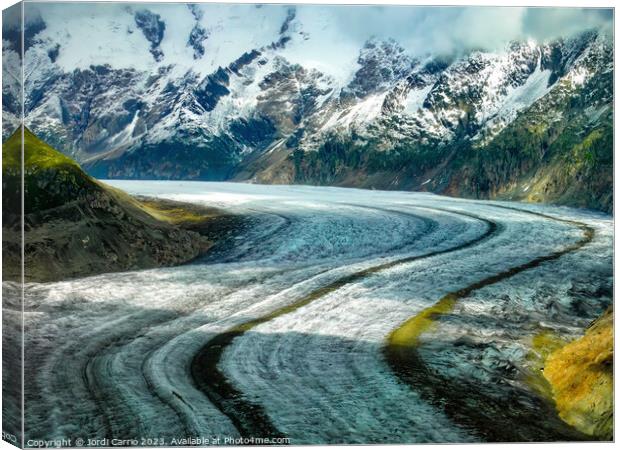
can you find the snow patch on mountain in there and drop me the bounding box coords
[403,85,433,114]
[478,53,553,135]
[321,93,388,130]
[277,6,361,87]
[32,4,156,72]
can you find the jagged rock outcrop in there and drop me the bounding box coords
[134,9,166,62]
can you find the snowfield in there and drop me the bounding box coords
[9,182,612,444]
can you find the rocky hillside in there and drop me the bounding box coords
[2,128,213,282]
[2,4,613,212]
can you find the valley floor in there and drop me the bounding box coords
[3,182,613,445]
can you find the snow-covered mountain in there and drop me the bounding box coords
[2,4,613,211]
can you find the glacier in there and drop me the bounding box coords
[7,182,611,444]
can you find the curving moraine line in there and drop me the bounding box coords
[190,206,501,439]
[82,311,183,440]
[384,204,595,442]
[72,209,295,441]
[78,205,437,441]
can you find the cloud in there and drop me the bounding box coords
[522,7,613,42]
[309,5,613,56]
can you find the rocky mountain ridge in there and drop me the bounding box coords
[2,4,613,211]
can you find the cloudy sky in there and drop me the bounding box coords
[334,6,612,54]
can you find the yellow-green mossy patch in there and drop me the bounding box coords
[543,306,613,440]
[389,294,457,348]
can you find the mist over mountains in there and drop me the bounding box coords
[2,4,613,211]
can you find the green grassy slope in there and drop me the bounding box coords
[2,127,214,282]
[4,127,81,170]
[3,127,100,215]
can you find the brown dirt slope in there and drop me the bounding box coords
[2,127,219,283]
